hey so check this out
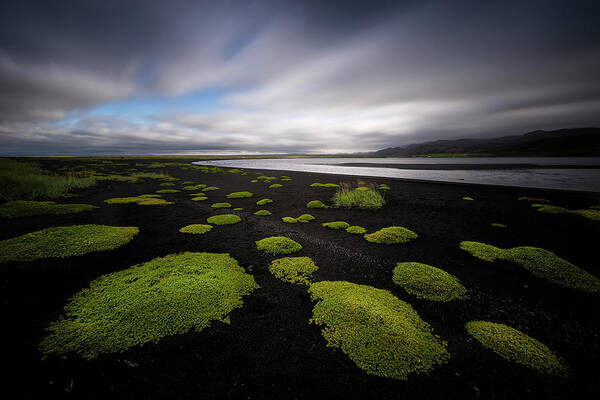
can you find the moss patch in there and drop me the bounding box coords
[378,184,390,190]
[159,182,175,186]
[250,179,258,183]
[532,204,600,221]
[460,241,600,292]
[226,191,254,199]
[269,256,318,285]
[307,200,327,208]
[268,184,283,188]
[256,236,302,255]
[256,198,273,206]
[105,196,173,206]
[211,202,232,208]
[206,214,241,225]
[233,207,243,211]
[491,223,507,228]
[191,196,208,201]
[282,216,298,223]
[202,186,220,192]
[463,196,475,201]
[182,184,207,191]
[518,196,550,203]
[156,189,180,194]
[310,183,339,188]
[346,225,366,234]
[393,262,468,301]
[253,210,272,216]
[466,321,567,376]
[39,252,259,359]
[322,221,350,230]
[308,281,449,380]
[0,200,98,218]
[179,224,213,234]
[364,226,418,244]
[0,225,139,263]
[296,214,315,222]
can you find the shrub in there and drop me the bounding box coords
[0,225,139,263]
[206,214,241,225]
[256,198,273,206]
[460,241,600,292]
[296,214,315,222]
[282,217,298,223]
[491,223,507,228]
[254,210,272,216]
[179,224,213,234]
[346,225,366,234]
[364,226,418,244]
[39,252,259,359]
[322,221,350,230]
[332,183,385,209]
[191,196,208,201]
[256,236,302,255]
[307,200,327,209]
[105,196,173,206]
[211,202,232,208]
[269,256,318,285]
[393,262,468,301]
[227,191,254,199]
[308,281,449,380]
[269,184,283,188]
[202,186,220,192]
[466,321,567,376]
[310,183,339,188]
[463,197,474,201]
[0,200,97,218]
[156,189,180,193]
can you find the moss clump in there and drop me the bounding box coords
[182,184,207,190]
[138,194,161,198]
[156,189,180,194]
[211,202,232,208]
[308,281,449,380]
[307,200,327,208]
[466,321,567,376]
[296,214,315,222]
[206,214,241,225]
[322,221,350,230]
[233,207,243,211]
[463,196,475,201]
[105,196,173,206]
[378,184,390,190]
[491,223,507,228]
[0,225,139,263]
[532,204,600,221]
[281,178,292,181]
[179,224,213,234]
[181,181,194,184]
[190,196,208,201]
[346,225,366,234]
[364,226,418,244]
[227,191,254,199]
[257,176,277,181]
[518,196,550,203]
[202,186,220,192]
[0,201,98,218]
[39,252,259,359]
[253,210,272,216]
[159,182,175,186]
[256,236,302,255]
[393,262,468,301]
[282,217,298,223]
[269,256,318,285]
[269,184,283,188]
[310,183,339,188]
[250,179,258,183]
[256,198,273,206]
[460,241,600,292]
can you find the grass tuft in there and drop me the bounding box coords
[206,214,241,225]
[364,226,418,244]
[466,321,567,376]
[269,256,318,285]
[332,182,385,209]
[393,262,468,301]
[179,224,213,234]
[0,200,97,218]
[322,221,350,230]
[256,236,302,255]
[0,225,139,263]
[226,191,254,199]
[39,252,259,359]
[308,281,449,380]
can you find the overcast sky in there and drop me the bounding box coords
[1,0,599,155]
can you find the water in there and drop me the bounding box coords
[194,157,600,192]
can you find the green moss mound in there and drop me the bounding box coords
[518,196,550,203]
[310,183,339,188]
[269,256,318,285]
[322,221,350,230]
[466,321,567,376]
[393,262,468,301]
[460,241,600,292]
[0,225,139,263]
[531,204,600,221]
[296,214,315,222]
[256,198,273,206]
[191,196,208,201]
[226,191,254,199]
[346,225,366,234]
[250,179,258,183]
[105,196,173,206]
[256,236,302,255]
[156,189,180,194]
[491,223,507,228]
[211,202,232,208]
[138,194,161,198]
[282,216,298,223]
[159,182,175,186]
[253,210,272,216]
[378,184,390,190]
[268,184,283,188]
[182,184,206,190]
[206,214,241,225]
[179,224,213,234]
[202,186,220,192]
[0,201,98,218]
[307,200,327,208]
[233,207,243,211]
[39,252,259,359]
[308,281,449,380]
[364,226,418,244]
[463,196,475,201]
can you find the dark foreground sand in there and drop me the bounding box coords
[1,158,599,400]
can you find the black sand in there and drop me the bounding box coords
[2,158,599,400]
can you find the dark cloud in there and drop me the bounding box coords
[0,0,599,154]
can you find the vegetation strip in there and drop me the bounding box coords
[0,200,97,218]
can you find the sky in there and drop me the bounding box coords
[1,0,599,155]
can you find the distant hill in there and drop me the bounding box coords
[373,128,600,157]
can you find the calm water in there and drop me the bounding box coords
[194,157,600,192]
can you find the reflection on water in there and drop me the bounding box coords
[194,157,600,192]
